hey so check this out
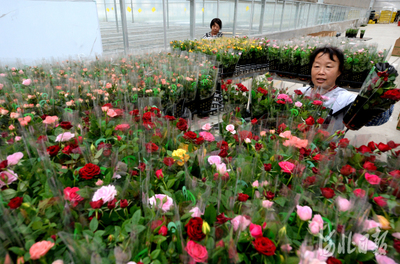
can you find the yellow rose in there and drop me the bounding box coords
[376,215,391,230]
[172,148,190,166]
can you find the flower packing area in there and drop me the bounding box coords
[0,42,400,264]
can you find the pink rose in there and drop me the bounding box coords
[55,132,75,142]
[295,101,303,107]
[279,161,295,174]
[15,136,22,142]
[201,123,212,131]
[115,124,130,132]
[199,131,215,142]
[208,155,221,165]
[107,109,118,117]
[252,181,259,188]
[29,240,54,260]
[393,232,400,239]
[226,124,236,134]
[148,194,174,212]
[0,170,18,188]
[92,185,117,203]
[375,254,398,264]
[95,179,104,186]
[281,244,292,253]
[249,223,263,238]
[0,83,3,90]
[189,206,204,218]
[352,233,377,251]
[7,152,24,166]
[43,116,59,125]
[279,130,292,139]
[363,219,381,232]
[231,215,251,231]
[9,125,15,130]
[365,173,381,185]
[22,79,32,86]
[186,240,208,263]
[216,163,228,174]
[336,196,352,212]
[262,200,274,209]
[308,214,323,235]
[296,205,312,221]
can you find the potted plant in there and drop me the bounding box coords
[360,29,366,39]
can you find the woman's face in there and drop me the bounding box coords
[211,23,220,35]
[311,52,341,91]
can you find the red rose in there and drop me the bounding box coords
[353,189,366,198]
[47,145,60,157]
[218,149,228,158]
[195,136,204,145]
[186,217,206,241]
[37,135,48,143]
[217,140,229,150]
[263,163,272,172]
[151,219,164,230]
[253,135,260,141]
[251,118,258,125]
[294,89,303,95]
[312,100,323,106]
[316,117,324,124]
[238,193,249,202]
[356,145,372,154]
[327,257,342,264]
[145,142,159,153]
[329,142,337,150]
[305,116,315,125]
[380,89,400,101]
[163,115,176,121]
[255,143,263,151]
[264,191,275,200]
[377,142,391,152]
[79,163,101,180]
[103,103,113,108]
[389,170,400,178]
[394,239,400,253]
[159,225,168,236]
[90,199,104,209]
[312,167,319,174]
[303,176,316,187]
[321,187,335,199]
[176,118,188,131]
[183,131,198,140]
[120,199,128,208]
[297,123,309,132]
[387,140,400,149]
[98,142,112,157]
[299,148,311,156]
[129,109,139,116]
[59,121,73,130]
[252,237,276,256]
[163,157,175,167]
[368,141,377,151]
[373,196,387,207]
[107,198,117,209]
[338,138,349,148]
[0,160,8,169]
[8,197,23,209]
[363,161,377,171]
[340,164,356,176]
[138,162,146,172]
[216,213,232,224]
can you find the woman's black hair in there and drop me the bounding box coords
[210,18,222,29]
[309,46,344,86]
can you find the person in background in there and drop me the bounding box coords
[295,46,393,133]
[202,18,223,39]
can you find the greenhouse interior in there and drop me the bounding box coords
[1,0,400,263]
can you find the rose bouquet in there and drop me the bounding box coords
[343,63,400,130]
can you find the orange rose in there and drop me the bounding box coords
[29,240,54,260]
